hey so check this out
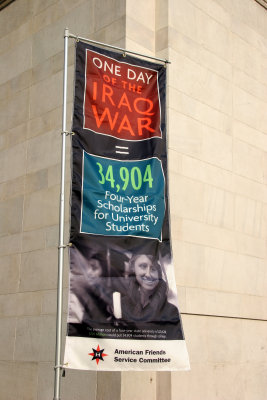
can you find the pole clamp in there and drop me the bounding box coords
[54,364,68,375]
[58,243,72,250]
[61,130,75,136]
[54,364,64,370]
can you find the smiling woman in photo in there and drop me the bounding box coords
[117,253,183,338]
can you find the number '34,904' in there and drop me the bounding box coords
[96,162,153,192]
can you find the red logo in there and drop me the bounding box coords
[89,345,108,365]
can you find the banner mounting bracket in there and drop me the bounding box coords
[68,31,171,64]
[58,243,72,249]
[61,130,75,136]
[54,364,64,370]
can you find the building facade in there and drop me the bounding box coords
[0,0,267,399]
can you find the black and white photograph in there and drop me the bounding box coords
[67,235,184,340]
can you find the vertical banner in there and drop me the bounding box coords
[64,41,190,371]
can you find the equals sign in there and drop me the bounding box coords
[115,146,129,155]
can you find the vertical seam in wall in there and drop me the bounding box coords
[19,26,32,292]
[155,0,158,56]
[94,371,98,400]
[119,371,122,400]
[230,7,234,192]
[124,0,128,50]
[156,371,172,400]
[34,9,40,385]
[96,371,121,400]
[12,317,17,361]
[92,0,96,36]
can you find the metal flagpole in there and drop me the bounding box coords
[53,27,69,400]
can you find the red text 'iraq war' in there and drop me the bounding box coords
[84,50,162,141]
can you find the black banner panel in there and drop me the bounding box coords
[64,42,190,371]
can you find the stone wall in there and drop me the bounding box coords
[0,0,266,399]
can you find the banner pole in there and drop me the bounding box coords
[53,27,69,400]
[68,32,170,64]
